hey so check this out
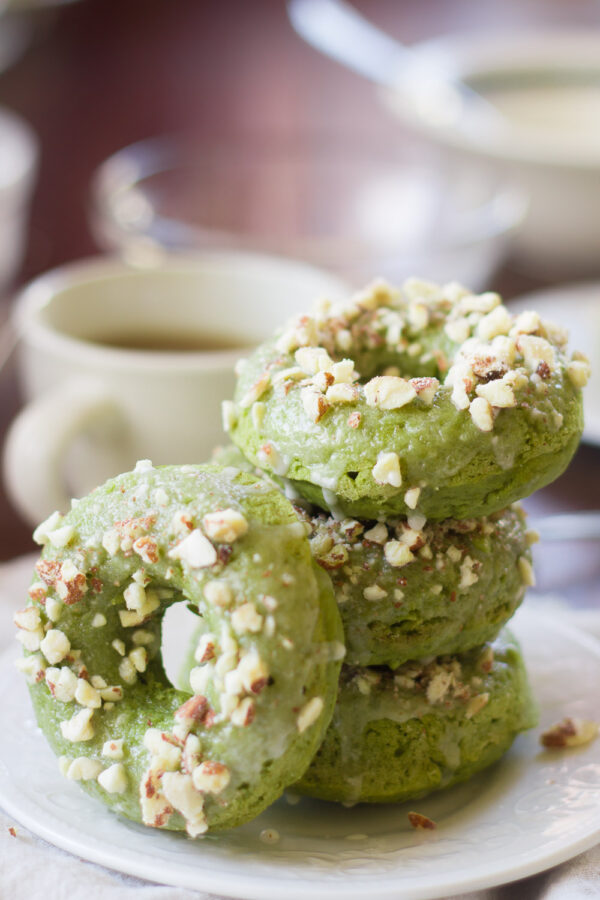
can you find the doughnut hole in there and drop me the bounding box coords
[161,601,203,690]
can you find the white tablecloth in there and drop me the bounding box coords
[0,554,598,900]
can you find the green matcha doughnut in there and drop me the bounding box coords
[227,279,587,520]
[300,504,534,667]
[295,630,537,805]
[15,462,344,835]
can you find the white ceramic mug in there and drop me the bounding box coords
[4,251,345,524]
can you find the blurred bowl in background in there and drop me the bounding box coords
[0,106,38,299]
[380,30,600,275]
[90,135,525,291]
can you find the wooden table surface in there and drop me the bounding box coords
[0,0,598,598]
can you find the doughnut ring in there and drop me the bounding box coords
[295,631,537,805]
[300,503,534,667]
[227,279,587,520]
[15,461,344,835]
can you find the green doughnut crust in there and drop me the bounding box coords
[300,504,533,667]
[228,282,585,520]
[295,630,537,805]
[17,463,344,834]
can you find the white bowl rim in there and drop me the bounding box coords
[90,133,528,258]
[383,29,600,170]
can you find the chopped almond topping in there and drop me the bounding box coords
[408,811,436,830]
[541,717,598,748]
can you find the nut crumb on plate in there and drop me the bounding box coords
[540,717,599,748]
[408,811,437,830]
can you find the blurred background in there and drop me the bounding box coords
[0,0,599,601]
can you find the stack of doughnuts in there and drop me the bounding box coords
[226,277,589,805]
[15,277,589,834]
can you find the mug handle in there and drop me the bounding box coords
[3,379,128,525]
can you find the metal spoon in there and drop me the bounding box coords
[287,0,506,135]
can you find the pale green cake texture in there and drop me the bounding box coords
[295,630,537,805]
[19,463,344,834]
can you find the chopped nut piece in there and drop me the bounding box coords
[33,511,64,546]
[194,633,216,664]
[46,524,76,549]
[297,696,324,733]
[330,359,356,383]
[516,334,556,373]
[100,685,124,703]
[459,555,479,589]
[236,650,269,694]
[364,376,416,410]
[444,318,470,344]
[363,584,387,601]
[118,657,137,685]
[204,580,233,608]
[408,811,436,830]
[98,763,128,794]
[295,346,333,374]
[168,529,217,568]
[139,768,173,829]
[66,757,103,781]
[129,646,148,673]
[465,692,489,718]
[384,541,414,568]
[404,487,421,510]
[75,679,102,709]
[511,310,541,336]
[132,536,159,564]
[230,697,255,726]
[40,629,71,665]
[426,670,454,704]
[477,305,512,341]
[541,717,599,748]
[518,556,536,587]
[161,772,207,836]
[567,356,591,388]
[15,654,45,684]
[326,382,359,404]
[363,522,388,544]
[372,451,402,488]
[175,696,209,727]
[251,401,266,429]
[112,638,126,656]
[469,396,493,432]
[301,386,329,423]
[239,371,271,408]
[192,760,231,795]
[102,739,124,759]
[45,666,78,702]
[475,377,516,409]
[275,315,318,354]
[60,708,95,742]
[203,508,248,543]
[231,602,263,634]
[14,607,41,632]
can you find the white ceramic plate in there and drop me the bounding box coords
[510,281,600,445]
[1,605,599,899]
